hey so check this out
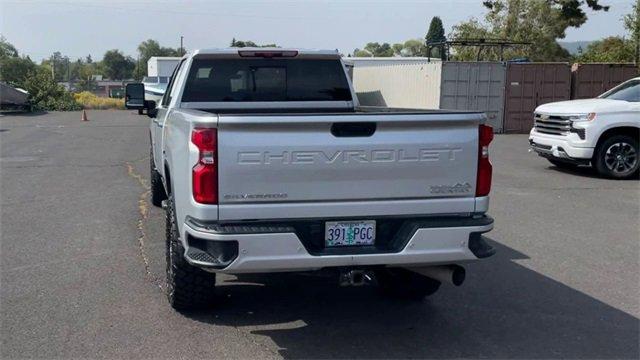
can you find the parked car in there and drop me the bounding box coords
[529,77,640,179]
[0,82,30,111]
[125,48,495,310]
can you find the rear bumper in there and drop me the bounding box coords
[182,215,494,274]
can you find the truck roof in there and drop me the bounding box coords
[148,56,182,61]
[191,48,340,58]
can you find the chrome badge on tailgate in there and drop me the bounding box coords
[429,182,472,194]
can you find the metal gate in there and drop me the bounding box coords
[504,63,571,133]
[571,63,639,99]
[439,62,506,132]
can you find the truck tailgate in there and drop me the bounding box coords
[217,112,482,221]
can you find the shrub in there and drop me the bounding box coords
[22,68,82,111]
[74,91,125,110]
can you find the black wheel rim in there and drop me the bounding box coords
[604,142,637,174]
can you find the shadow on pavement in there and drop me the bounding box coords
[548,164,640,180]
[185,239,639,359]
[0,110,47,117]
[546,163,602,179]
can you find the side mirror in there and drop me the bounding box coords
[125,83,145,109]
[145,100,158,118]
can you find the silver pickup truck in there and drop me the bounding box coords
[125,48,495,310]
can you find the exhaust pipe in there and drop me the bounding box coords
[407,265,466,286]
[339,269,372,287]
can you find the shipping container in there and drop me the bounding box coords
[439,62,506,132]
[504,63,571,133]
[147,57,181,77]
[571,63,639,99]
[351,58,442,109]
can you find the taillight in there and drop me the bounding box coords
[191,128,218,204]
[476,124,493,197]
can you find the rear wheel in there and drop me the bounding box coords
[138,109,144,115]
[165,196,216,310]
[150,150,167,207]
[593,135,639,179]
[374,268,441,300]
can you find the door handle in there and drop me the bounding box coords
[331,122,376,137]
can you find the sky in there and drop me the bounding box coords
[0,0,635,62]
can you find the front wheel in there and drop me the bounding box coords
[374,268,441,300]
[593,135,639,179]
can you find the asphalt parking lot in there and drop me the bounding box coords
[1,110,638,359]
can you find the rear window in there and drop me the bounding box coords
[181,59,352,102]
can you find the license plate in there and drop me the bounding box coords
[325,220,376,247]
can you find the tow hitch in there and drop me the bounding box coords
[339,269,373,287]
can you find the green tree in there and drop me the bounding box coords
[136,39,181,77]
[426,16,446,58]
[229,39,277,48]
[624,0,640,65]
[392,43,404,56]
[0,37,37,87]
[0,56,37,87]
[352,48,372,57]
[482,0,609,25]
[69,59,83,82]
[402,39,426,57]
[69,58,99,91]
[22,67,81,111]
[577,37,635,63]
[364,42,394,57]
[101,49,135,80]
[451,0,608,61]
[0,36,18,58]
[40,52,70,82]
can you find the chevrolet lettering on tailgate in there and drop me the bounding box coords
[237,148,464,165]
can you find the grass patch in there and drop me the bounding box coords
[74,91,125,110]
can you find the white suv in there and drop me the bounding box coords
[529,77,640,179]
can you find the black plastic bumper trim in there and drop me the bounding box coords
[468,234,496,259]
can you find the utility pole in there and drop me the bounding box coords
[180,36,184,56]
[635,35,640,67]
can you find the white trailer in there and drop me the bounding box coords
[143,57,182,105]
[147,57,181,77]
